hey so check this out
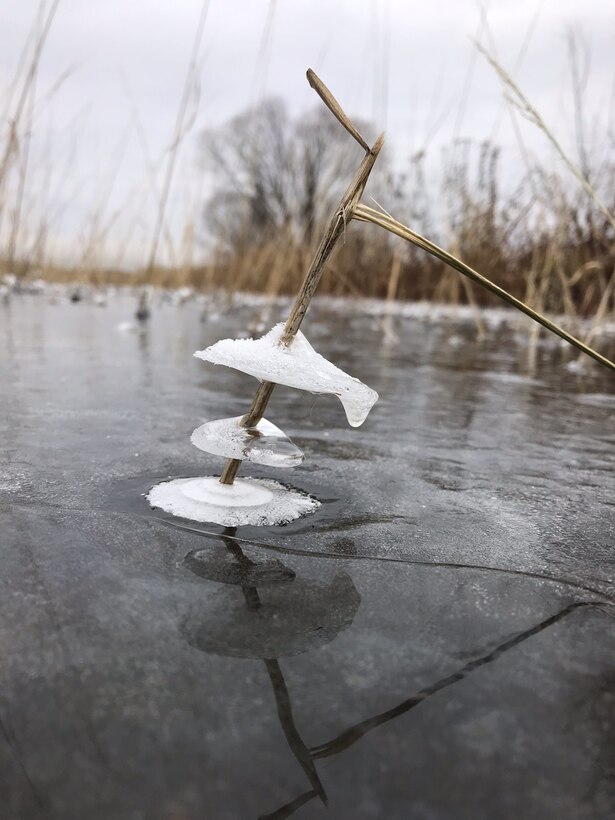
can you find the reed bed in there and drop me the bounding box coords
[2,12,614,336]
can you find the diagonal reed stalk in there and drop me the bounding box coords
[219,66,615,488]
[353,203,615,373]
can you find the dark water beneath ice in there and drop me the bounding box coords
[1,291,614,819]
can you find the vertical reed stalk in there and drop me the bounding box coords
[145,0,210,275]
[219,71,385,485]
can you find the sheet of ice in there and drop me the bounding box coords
[190,416,303,468]
[194,323,378,427]
[0,473,21,493]
[147,476,319,527]
[575,392,615,408]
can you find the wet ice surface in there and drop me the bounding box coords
[1,291,615,820]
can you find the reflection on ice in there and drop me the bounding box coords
[181,529,362,809]
[183,572,360,659]
[184,542,296,587]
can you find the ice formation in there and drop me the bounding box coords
[194,323,378,427]
[147,476,319,527]
[191,416,303,468]
[147,321,378,527]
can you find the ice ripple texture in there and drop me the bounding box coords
[194,323,379,427]
[190,416,304,468]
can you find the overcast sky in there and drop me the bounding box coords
[1,0,614,266]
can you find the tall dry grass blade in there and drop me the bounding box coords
[0,0,60,196]
[145,0,210,274]
[476,41,615,235]
[306,69,370,151]
[353,203,615,373]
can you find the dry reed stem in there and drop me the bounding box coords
[476,42,615,236]
[353,203,615,373]
[0,0,60,198]
[219,71,384,485]
[145,0,210,274]
[306,69,370,151]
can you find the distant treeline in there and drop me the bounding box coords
[3,94,615,320]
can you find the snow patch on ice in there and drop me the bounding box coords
[116,321,138,333]
[191,416,303,468]
[565,357,591,375]
[194,323,378,427]
[147,476,319,527]
[575,392,615,408]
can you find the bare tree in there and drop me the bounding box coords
[200,99,377,249]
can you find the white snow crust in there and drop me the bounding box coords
[147,476,320,527]
[194,323,378,427]
[190,416,303,468]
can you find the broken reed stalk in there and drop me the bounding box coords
[221,65,615,489]
[353,203,615,373]
[306,68,370,151]
[219,137,384,484]
[219,71,384,485]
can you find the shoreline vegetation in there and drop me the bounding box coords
[1,4,614,334]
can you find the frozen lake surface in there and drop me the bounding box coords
[1,291,614,819]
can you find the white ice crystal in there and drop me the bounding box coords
[194,323,378,427]
[147,476,319,527]
[190,416,303,468]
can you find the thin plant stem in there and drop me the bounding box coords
[353,203,615,373]
[145,0,210,274]
[219,70,384,485]
[476,41,615,235]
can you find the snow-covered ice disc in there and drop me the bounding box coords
[194,323,378,427]
[190,416,303,468]
[180,476,273,507]
[146,476,320,527]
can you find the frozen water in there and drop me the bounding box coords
[0,473,21,492]
[190,416,303,468]
[184,546,296,587]
[3,293,615,819]
[147,476,320,526]
[183,573,361,659]
[194,323,378,427]
[116,321,138,333]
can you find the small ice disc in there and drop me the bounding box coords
[180,476,274,507]
[190,416,304,468]
[146,475,320,527]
